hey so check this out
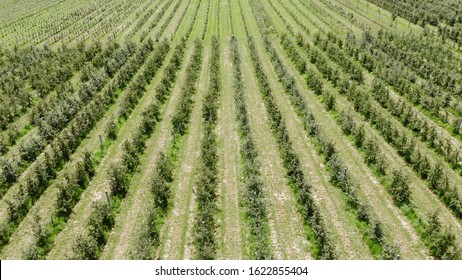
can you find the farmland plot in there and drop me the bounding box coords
[0,0,461,260]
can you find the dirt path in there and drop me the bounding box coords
[216,42,243,259]
[136,0,180,42]
[241,0,372,260]
[287,0,462,198]
[298,0,462,245]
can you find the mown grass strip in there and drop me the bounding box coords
[201,0,212,40]
[153,0,182,39]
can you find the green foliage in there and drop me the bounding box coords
[364,138,380,166]
[121,139,141,172]
[108,163,128,197]
[172,39,203,136]
[2,0,462,262]
[0,41,142,206]
[194,37,220,260]
[119,40,169,120]
[371,220,384,242]
[105,118,118,140]
[56,152,93,218]
[22,244,40,260]
[424,211,460,259]
[8,39,174,258]
[322,90,336,111]
[390,170,411,205]
[370,79,462,173]
[0,157,19,188]
[150,152,173,211]
[71,234,99,260]
[0,44,95,131]
[129,208,158,260]
[332,60,462,219]
[314,33,363,83]
[70,201,113,260]
[381,242,400,260]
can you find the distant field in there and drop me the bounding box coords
[0,0,461,260]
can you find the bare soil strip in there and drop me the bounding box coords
[216,42,243,259]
